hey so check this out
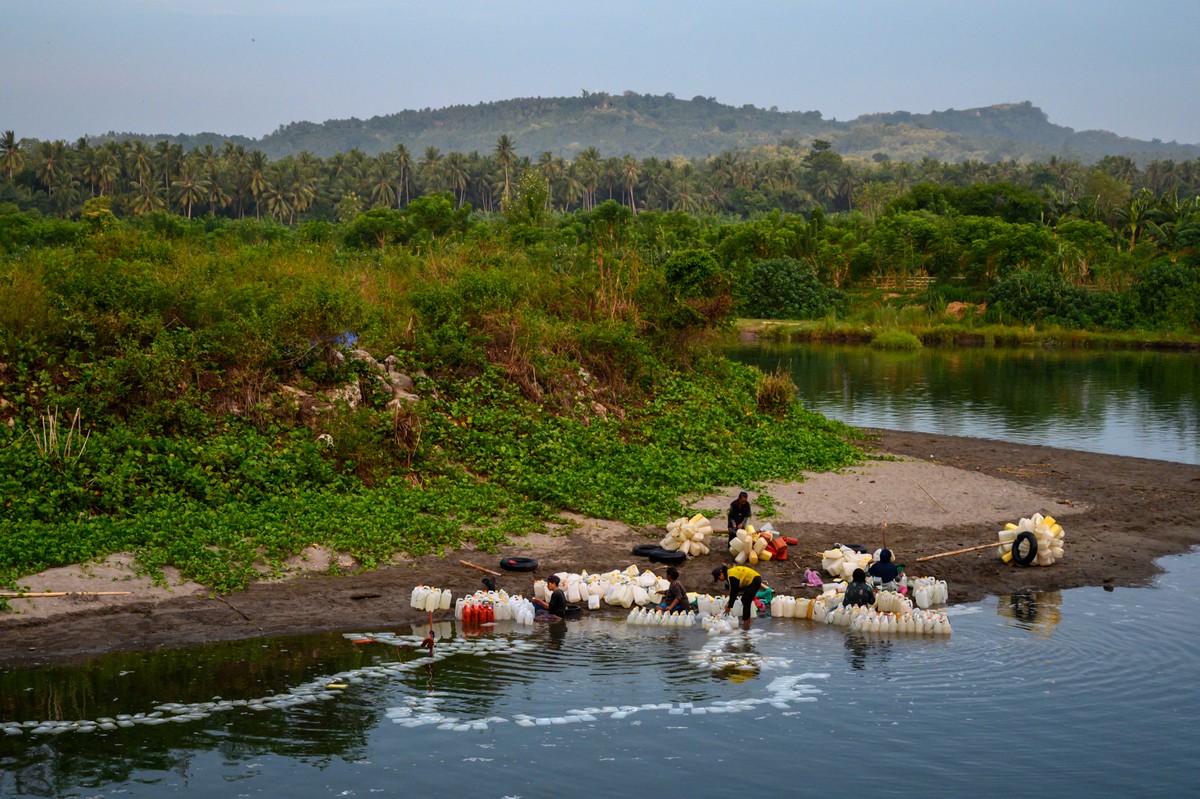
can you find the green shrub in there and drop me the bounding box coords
[738,257,845,320]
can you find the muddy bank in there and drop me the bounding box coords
[2,429,1197,669]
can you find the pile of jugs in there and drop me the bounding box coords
[410,585,453,612]
[874,589,914,615]
[625,608,696,627]
[909,577,949,609]
[729,523,775,565]
[694,593,758,619]
[527,565,672,611]
[455,589,536,626]
[768,594,820,620]
[659,514,714,557]
[702,615,738,635]
[820,545,872,579]
[998,513,1066,566]
[823,603,952,635]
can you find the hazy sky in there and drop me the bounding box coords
[5,0,1198,147]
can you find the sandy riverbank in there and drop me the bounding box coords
[3,429,1197,668]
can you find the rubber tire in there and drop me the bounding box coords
[648,548,687,565]
[632,544,660,558]
[500,556,539,572]
[1012,531,1038,566]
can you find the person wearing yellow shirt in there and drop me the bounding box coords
[712,564,762,624]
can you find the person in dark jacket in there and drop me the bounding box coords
[533,574,567,621]
[659,567,690,613]
[712,564,762,623]
[868,548,900,591]
[727,491,752,541]
[842,568,876,607]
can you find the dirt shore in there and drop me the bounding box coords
[3,429,1198,669]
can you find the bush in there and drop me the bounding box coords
[739,257,845,320]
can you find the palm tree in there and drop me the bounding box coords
[418,147,443,193]
[1,131,26,183]
[246,150,269,220]
[442,151,470,206]
[574,146,602,211]
[620,154,641,213]
[494,134,517,203]
[394,143,413,205]
[130,177,165,216]
[34,140,68,196]
[128,140,153,187]
[171,160,208,219]
[369,151,399,208]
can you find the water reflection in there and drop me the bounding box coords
[997,591,1063,637]
[843,632,895,671]
[728,343,1200,464]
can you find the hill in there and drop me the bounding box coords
[96,93,1200,165]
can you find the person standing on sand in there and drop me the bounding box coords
[727,491,752,541]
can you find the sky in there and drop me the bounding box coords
[4,0,1198,147]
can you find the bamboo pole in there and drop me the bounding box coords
[915,542,996,562]
[459,559,503,577]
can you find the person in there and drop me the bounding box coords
[867,548,900,592]
[532,574,567,621]
[727,491,752,541]
[843,568,876,607]
[659,566,690,613]
[712,564,762,623]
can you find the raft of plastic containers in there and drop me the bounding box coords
[454,589,537,626]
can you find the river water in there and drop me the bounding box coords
[727,343,1200,465]
[2,343,1196,796]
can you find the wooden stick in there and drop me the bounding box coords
[0,591,133,598]
[216,595,252,622]
[916,542,997,562]
[917,482,948,513]
[459,559,502,577]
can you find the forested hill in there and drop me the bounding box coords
[95,94,1199,165]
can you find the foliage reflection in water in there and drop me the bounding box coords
[728,343,1200,464]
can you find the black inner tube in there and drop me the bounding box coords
[1012,531,1039,566]
[500,556,539,572]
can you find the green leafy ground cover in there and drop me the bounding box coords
[0,213,864,594]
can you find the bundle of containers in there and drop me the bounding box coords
[695,592,758,619]
[410,585,453,612]
[625,608,697,627]
[454,589,537,626]
[997,513,1066,566]
[729,523,778,565]
[659,514,714,557]
[530,565,672,610]
[821,603,953,635]
[820,545,872,579]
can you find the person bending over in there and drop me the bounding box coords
[712,564,762,623]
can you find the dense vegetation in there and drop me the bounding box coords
[3,124,1199,596]
[0,204,868,595]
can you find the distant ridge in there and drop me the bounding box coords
[94,93,1200,165]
